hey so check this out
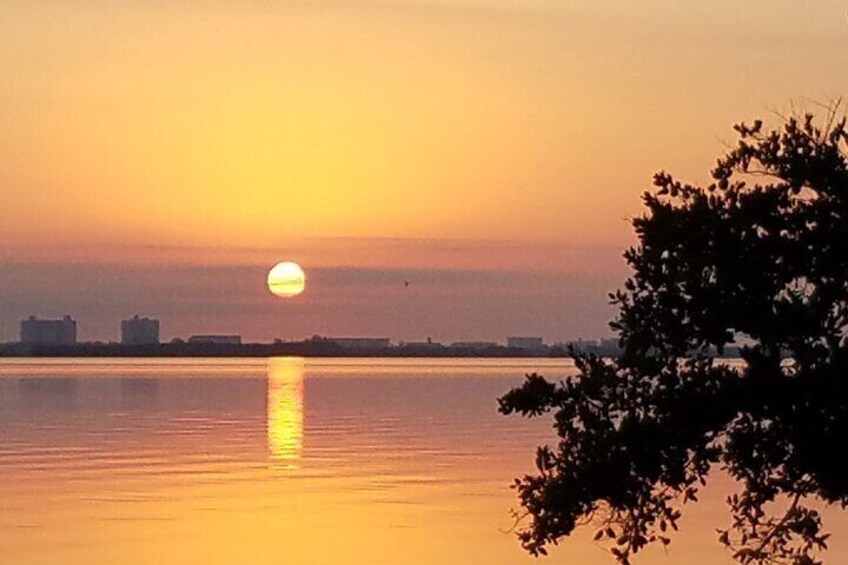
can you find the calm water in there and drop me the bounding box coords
[1,358,845,564]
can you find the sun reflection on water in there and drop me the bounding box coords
[266,357,304,468]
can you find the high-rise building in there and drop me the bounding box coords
[20,315,77,345]
[121,315,160,345]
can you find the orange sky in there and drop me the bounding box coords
[1,1,847,341]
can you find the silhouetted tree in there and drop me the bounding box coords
[500,105,848,565]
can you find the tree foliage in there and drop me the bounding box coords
[499,106,848,565]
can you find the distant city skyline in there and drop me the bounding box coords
[5,310,616,347]
[6,313,627,359]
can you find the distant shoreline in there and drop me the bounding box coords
[0,342,578,359]
[0,341,749,359]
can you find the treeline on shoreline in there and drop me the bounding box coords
[0,341,565,358]
[0,341,746,359]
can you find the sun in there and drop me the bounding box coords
[267,261,306,298]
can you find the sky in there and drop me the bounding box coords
[2,0,847,342]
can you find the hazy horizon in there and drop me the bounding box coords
[0,239,626,343]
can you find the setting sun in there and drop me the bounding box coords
[267,261,306,298]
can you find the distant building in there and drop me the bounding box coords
[507,336,546,351]
[327,337,391,350]
[450,341,499,349]
[121,315,160,346]
[568,338,621,356]
[188,335,242,345]
[20,315,77,346]
[569,338,600,352]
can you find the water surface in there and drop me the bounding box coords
[1,358,845,564]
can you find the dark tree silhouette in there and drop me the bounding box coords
[499,106,848,565]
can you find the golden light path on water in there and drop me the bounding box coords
[266,357,304,467]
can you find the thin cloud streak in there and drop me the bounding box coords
[0,237,629,275]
